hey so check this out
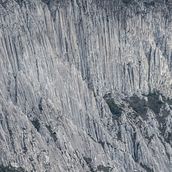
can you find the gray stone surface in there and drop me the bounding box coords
[1,0,172,171]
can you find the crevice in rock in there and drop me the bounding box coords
[83,157,94,172]
[14,75,18,104]
[31,118,40,132]
[96,165,113,172]
[117,120,122,141]
[38,97,43,113]
[147,47,152,92]
[145,134,155,145]
[131,131,139,163]
[103,95,123,119]
[98,140,105,149]
[35,59,40,82]
[93,121,99,141]
[127,95,148,120]
[140,162,154,172]
[46,125,57,142]
[0,165,25,172]
[144,1,155,8]
[122,0,132,5]
[22,129,28,154]
[139,60,141,89]
[146,92,163,114]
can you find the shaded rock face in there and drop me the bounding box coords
[1,0,172,171]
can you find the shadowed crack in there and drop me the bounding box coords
[46,125,57,142]
[97,165,113,172]
[31,118,40,132]
[0,165,25,172]
[103,94,123,119]
[140,163,154,172]
[128,95,148,120]
[83,157,94,172]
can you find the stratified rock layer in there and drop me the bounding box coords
[1,0,172,171]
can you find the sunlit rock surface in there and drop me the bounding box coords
[1,0,172,171]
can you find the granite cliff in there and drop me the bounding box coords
[1,0,172,171]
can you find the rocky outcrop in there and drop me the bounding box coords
[1,0,172,171]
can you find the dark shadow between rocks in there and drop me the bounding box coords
[104,97,123,120]
[0,165,25,172]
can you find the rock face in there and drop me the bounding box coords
[1,0,172,171]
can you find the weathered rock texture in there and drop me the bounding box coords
[1,0,172,171]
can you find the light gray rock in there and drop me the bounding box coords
[1,0,172,171]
